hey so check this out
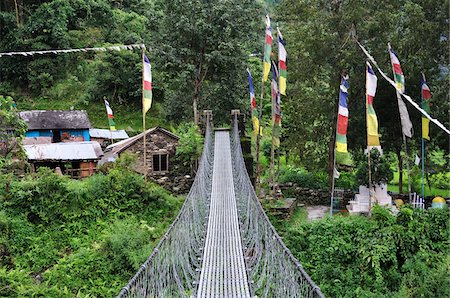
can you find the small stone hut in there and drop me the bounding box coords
[100,127,179,176]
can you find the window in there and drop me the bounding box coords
[152,153,168,172]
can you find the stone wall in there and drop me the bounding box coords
[279,183,355,206]
[121,130,178,175]
[119,130,193,194]
[153,175,194,195]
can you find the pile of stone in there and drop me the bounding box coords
[154,175,194,195]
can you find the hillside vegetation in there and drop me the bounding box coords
[0,156,182,296]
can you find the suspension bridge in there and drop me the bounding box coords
[117,112,324,298]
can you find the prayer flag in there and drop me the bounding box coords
[143,54,152,115]
[247,68,260,136]
[271,61,281,147]
[333,167,340,179]
[415,154,421,166]
[421,77,431,140]
[104,99,116,131]
[336,74,349,153]
[389,44,413,138]
[366,62,380,147]
[388,45,405,92]
[277,27,287,95]
[263,15,273,82]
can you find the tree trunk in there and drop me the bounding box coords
[13,0,19,26]
[397,148,403,193]
[193,89,199,125]
[192,47,206,126]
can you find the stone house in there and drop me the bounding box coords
[100,127,179,176]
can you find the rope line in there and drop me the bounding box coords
[0,44,145,58]
[356,41,450,135]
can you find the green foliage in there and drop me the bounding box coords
[0,95,27,162]
[150,0,262,124]
[335,171,358,190]
[355,149,393,187]
[175,122,204,173]
[428,172,450,190]
[0,158,182,296]
[279,165,328,189]
[283,206,450,297]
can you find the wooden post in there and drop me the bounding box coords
[142,49,147,179]
[270,91,275,198]
[365,63,373,214]
[256,75,264,198]
[203,110,213,127]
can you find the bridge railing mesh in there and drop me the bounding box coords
[117,119,214,298]
[230,116,325,298]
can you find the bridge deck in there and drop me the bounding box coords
[197,131,250,298]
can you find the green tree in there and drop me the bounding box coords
[0,95,27,161]
[153,0,262,125]
[276,0,449,184]
[355,148,393,187]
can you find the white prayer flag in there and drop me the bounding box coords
[333,167,340,179]
[414,154,420,166]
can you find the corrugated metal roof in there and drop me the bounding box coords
[99,127,179,165]
[24,141,103,161]
[89,128,129,139]
[19,110,91,130]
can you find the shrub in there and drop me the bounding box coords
[279,166,327,189]
[429,172,450,189]
[283,207,450,297]
[334,171,357,190]
[175,122,204,174]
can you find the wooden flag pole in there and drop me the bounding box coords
[256,73,264,198]
[330,74,342,217]
[365,63,373,214]
[270,86,275,198]
[388,43,412,201]
[403,131,412,201]
[142,49,147,179]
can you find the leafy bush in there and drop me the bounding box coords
[429,172,450,190]
[334,171,358,190]
[283,206,450,297]
[355,149,393,187]
[0,157,183,296]
[279,166,328,189]
[175,122,204,174]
